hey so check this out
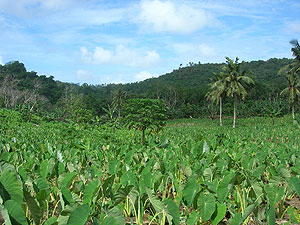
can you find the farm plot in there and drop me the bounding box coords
[0,113,300,224]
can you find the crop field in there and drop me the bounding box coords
[0,109,300,225]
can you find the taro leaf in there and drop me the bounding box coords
[58,172,77,189]
[24,190,42,225]
[211,202,226,225]
[102,216,119,225]
[106,206,126,225]
[61,187,74,205]
[67,204,90,225]
[265,185,284,207]
[58,204,74,225]
[230,212,242,225]
[109,159,120,175]
[280,168,291,180]
[40,160,49,179]
[198,193,216,222]
[183,177,199,207]
[289,176,300,198]
[0,169,23,205]
[124,150,134,165]
[203,168,213,182]
[147,188,164,213]
[113,185,133,206]
[83,180,99,204]
[0,204,12,225]
[217,172,235,202]
[44,216,58,225]
[164,199,180,225]
[187,211,199,225]
[4,199,28,225]
[203,140,210,154]
[266,206,275,225]
[242,204,257,222]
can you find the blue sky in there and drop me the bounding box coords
[0,0,299,84]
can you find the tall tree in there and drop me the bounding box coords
[112,87,127,119]
[278,39,300,120]
[280,69,300,120]
[223,57,254,128]
[206,72,227,126]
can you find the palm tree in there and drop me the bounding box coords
[280,70,300,120]
[112,87,127,119]
[290,39,300,71]
[206,72,227,126]
[222,57,254,128]
[278,39,300,120]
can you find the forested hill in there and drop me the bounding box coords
[0,58,294,118]
[121,57,292,101]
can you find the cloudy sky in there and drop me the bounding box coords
[0,0,299,84]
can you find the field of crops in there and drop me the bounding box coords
[0,109,300,225]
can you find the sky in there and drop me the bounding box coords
[0,0,299,84]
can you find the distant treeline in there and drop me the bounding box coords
[0,58,296,121]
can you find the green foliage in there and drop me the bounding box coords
[122,98,167,144]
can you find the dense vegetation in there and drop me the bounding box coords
[0,109,300,224]
[0,57,297,121]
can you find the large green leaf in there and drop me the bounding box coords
[230,213,242,225]
[109,159,120,175]
[0,169,23,205]
[217,172,235,202]
[24,190,42,225]
[58,172,77,189]
[198,193,216,222]
[147,188,164,213]
[102,216,119,225]
[83,180,100,204]
[266,206,275,225]
[4,199,28,225]
[183,177,199,207]
[289,176,300,198]
[211,202,226,225]
[40,160,49,179]
[106,206,126,225]
[164,199,180,225]
[44,216,58,225]
[187,211,199,225]
[67,204,90,225]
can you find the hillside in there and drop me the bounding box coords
[0,58,294,118]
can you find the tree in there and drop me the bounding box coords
[278,39,300,120]
[122,99,167,145]
[222,57,254,128]
[206,72,227,126]
[112,87,127,119]
[280,70,300,120]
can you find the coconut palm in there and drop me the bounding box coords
[278,39,300,120]
[222,57,254,128]
[206,72,227,126]
[280,70,300,120]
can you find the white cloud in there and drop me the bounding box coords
[137,0,216,33]
[80,45,161,68]
[284,20,300,34]
[0,56,3,65]
[172,43,216,58]
[76,69,95,82]
[135,71,157,81]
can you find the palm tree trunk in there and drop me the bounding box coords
[219,97,222,126]
[292,105,295,120]
[233,98,236,128]
[142,129,145,145]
